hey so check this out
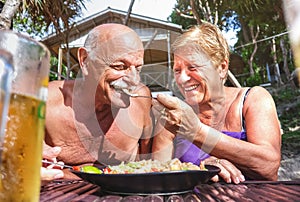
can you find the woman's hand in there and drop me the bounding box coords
[41,143,64,181]
[204,156,245,184]
[152,94,203,141]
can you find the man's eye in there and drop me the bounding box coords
[136,66,142,73]
[112,65,127,71]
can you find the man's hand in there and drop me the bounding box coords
[41,143,64,181]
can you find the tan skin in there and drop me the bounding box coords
[152,49,281,183]
[43,24,153,179]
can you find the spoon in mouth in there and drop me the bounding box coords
[122,88,154,99]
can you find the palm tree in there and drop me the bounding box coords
[0,0,88,32]
[0,0,21,29]
[0,0,89,79]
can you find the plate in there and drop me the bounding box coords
[71,165,220,195]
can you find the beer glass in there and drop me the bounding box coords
[0,30,50,202]
[0,50,13,156]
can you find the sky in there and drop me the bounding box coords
[81,0,177,21]
[80,0,237,46]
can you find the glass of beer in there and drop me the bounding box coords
[0,30,50,202]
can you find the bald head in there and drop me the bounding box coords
[84,23,142,53]
[90,23,137,40]
[77,23,145,108]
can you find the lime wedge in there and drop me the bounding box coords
[80,165,103,174]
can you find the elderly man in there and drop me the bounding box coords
[42,23,153,179]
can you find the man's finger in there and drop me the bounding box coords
[42,146,62,159]
[41,167,64,181]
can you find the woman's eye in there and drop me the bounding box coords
[173,69,181,74]
[188,66,197,71]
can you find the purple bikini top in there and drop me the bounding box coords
[174,131,247,166]
[175,88,251,165]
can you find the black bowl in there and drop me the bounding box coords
[71,165,220,195]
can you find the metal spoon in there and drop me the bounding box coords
[42,159,74,169]
[122,88,154,99]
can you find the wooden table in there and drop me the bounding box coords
[40,179,300,202]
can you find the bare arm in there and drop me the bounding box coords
[136,85,154,159]
[207,86,281,180]
[151,121,174,161]
[154,87,281,181]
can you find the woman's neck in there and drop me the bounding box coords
[193,97,226,131]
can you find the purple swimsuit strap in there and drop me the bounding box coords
[174,131,247,165]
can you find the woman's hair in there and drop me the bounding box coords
[172,22,230,68]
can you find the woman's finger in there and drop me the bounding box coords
[218,159,245,184]
[156,94,180,110]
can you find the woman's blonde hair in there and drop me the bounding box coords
[172,22,230,69]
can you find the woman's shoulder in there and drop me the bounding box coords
[244,86,274,102]
[225,86,275,115]
[239,86,277,116]
[226,86,272,100]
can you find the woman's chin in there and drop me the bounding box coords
[185,94,203,106]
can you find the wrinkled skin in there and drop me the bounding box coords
[41,143,64,182]
[152,44,281,184]
[44,24,153,180]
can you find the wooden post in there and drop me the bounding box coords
[58,47,63,80]
[228,70,241,88]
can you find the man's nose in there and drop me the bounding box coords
[124,66,140,86]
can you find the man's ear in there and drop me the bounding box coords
[218,59,229,80]
[78,47,88,76]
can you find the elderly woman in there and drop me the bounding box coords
[152,22,281,184]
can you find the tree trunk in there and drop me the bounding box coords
[0,0,21,30]
[124,0,135,25]
[248,25,260,76]
[280,37,296,88]
[272,38,284,86]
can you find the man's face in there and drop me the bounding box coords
[91,32,144,108]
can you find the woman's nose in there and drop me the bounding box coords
[178,70,190,84]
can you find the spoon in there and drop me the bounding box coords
[42,159,74,169]
[122,89,154,99]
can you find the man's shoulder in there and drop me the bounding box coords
[47,80,74,104]
[48,80,75,89]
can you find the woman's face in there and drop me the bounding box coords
[173,47,223,106]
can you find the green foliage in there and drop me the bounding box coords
[279,102,300,133]
[14,11,48,38]
[272,87,300,134]
[169,11,196,29]
[273,89,298,103]
[12,0,89,38]
[49,56,68,81]
[282,131,300,141]
[245,66,263,86]
[170,0,290,87]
